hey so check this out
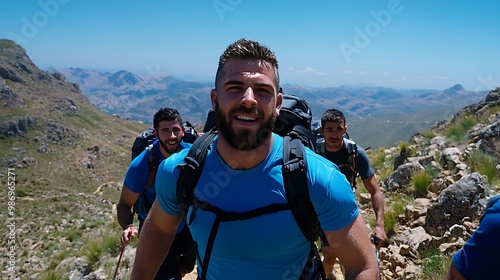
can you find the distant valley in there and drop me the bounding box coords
[55,67,488,148]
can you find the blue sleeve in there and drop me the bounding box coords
[356,146,375,179]
[123,149,149,193]
[155,149,190,216]
[306,151,359,231]
[452,199,500,279]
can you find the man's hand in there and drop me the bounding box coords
[121,224,138,247]
[371,225,386,249]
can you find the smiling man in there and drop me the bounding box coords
[117,107,196,280]
[131,39,378,280]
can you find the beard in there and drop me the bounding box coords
[159,139,180,155]
[215,102,276,151]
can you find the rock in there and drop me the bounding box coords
[424,172,489,236]
[393,226,433,251]
[384,162,425,192]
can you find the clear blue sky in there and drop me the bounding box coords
[1,0,499,91]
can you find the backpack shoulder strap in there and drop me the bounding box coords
[344,138,357,166]
[283,133,322,242]
[144,144,157,189]
[291,124,317,150]
[177,129,218,224]
[343,138,358,189]
[283,133,327,280]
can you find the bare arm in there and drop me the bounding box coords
[117,185,139,229]
[445,262,465,280]
[324,215,378,280]
[362,175,386,248]
[117,185,140,246]
[131,200,182,280]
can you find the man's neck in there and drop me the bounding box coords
[159,144,179,159]
[216,135,274,170]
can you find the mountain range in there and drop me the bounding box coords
[53,67,487,148]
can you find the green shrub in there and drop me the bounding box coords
[420,244,453,280]
[66,229,82,242]
[38,270,64,280]
[467,150,499,186]
[368,147,387,169]
[421,130,436,144]
[367,147,394,181]
[412,171,432,197]
[384,194,413,237]
[444,115,476,144]
[82,229,120,268]
[383,210,398,237]
[398,141,409,152]
[83,239,103,266]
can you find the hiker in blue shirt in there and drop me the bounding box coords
[117,107,196,279]
[317,109,386,279]
[445,196,500,280]
[131,38,378,280]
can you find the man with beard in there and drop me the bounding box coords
[131,39,378,280]
[317,108,386,280]
[117,107,196,279]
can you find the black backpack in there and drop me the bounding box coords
[273,92,317,150]
[130,121,199,217]
[176,130,327,280]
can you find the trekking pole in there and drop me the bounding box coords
[373,235,381,280]
[113,245,125,280]
[113,229,133,280]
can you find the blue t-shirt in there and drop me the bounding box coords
[452,197,500,279]
[156,134,358,280]
[124,140,191,225]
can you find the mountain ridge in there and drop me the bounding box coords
[55,67,487,148]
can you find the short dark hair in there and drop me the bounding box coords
[215,38,279,90]
[321,108,346,128]
[153,107,182,131]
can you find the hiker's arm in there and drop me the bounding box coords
[325,215,378,280]
[445,263,465,280]
[131,200,181,280]
[117,185,140,246]
[117,185,139,229]
[362,175,386,247]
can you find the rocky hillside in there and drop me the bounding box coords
[372,88,500,279]
[0,39,148,279]
[1,38,499,279]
